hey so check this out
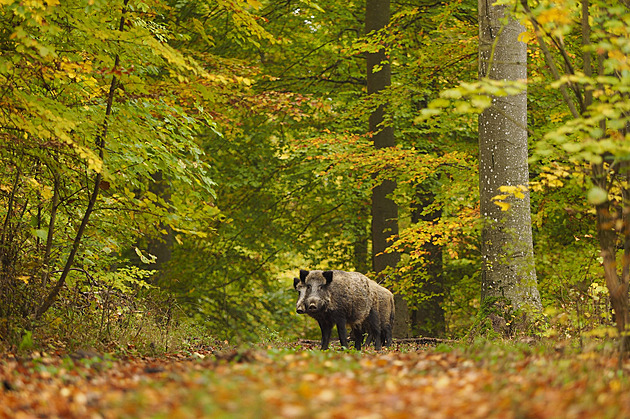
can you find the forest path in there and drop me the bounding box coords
[1,342,630,418]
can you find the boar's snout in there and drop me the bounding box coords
[296,306,306,314]
[306,300,323,313]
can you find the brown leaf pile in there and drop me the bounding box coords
[1,344,630,418]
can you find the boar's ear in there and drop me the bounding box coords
[293,277,300,289]
[299,269,309,282]
[322,270,333,285]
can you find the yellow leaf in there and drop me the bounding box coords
[41,186,54,200]
[494,201,511,211]
[538,8,571,26]
[246,0,263,9]
[18,276,30,284]
[498,185,517,193]
[518,30,534,43]
[610,379,622,392]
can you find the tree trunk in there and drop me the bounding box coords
[478,0,542,313]
[366,0,409,337]
[593,176,630,351]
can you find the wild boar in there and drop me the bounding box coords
[294,269,378,350]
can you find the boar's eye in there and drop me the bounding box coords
[306,284,312,290]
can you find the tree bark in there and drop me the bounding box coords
[478,0,542,312]
[366,0,409,337]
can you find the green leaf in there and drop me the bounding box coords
[470,95,492,109]
[587,187,608,205]
[429,98,450,108]
[562,142,582,153]
[33,229,48,240]
[135,247,157,264]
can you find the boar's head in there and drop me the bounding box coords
[294,269,333,315]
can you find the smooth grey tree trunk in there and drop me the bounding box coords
[366,0,409,337]
[478,0,542,311]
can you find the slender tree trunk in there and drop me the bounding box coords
[478,0,542,314]
[618,159,630,353]
[35,0,129,319]
[594,163,630,351]
[366,0,409,337]
[581,0,630,354]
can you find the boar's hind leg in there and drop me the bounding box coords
[367,310,382,350]
[383,323,393,347]
[351,326,364,350]
[335,318,350,349]
[364,332,373,347]
[318,319,333,350]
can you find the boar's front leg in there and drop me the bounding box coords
[318,319,333,350]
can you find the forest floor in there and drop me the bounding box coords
[2,339,630,418]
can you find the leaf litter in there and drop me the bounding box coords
[1,342,630,418]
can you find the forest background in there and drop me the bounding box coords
[0,0,628,354]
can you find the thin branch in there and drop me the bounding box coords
[49,268,97,287]
[41,168,60,287]
[278,75,366,86]
[520,0,580,119]
[279,39,338,78]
